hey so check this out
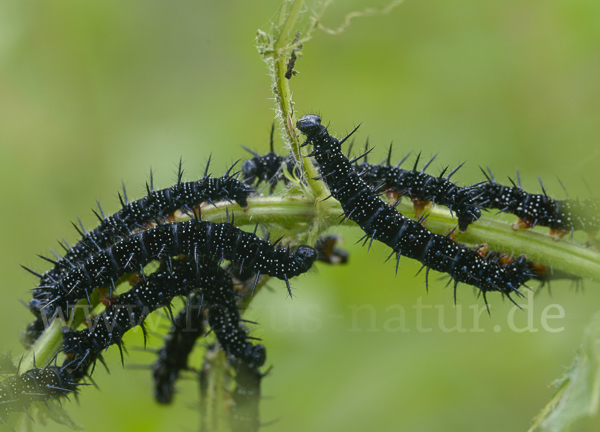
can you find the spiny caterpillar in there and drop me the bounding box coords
[354,152,599,238]
[23,162,254,347]
[0,359,82,427]
[473,244,582,288]
[152,293,206,405]
[354,149,483,231]
[297,114,532,305]
[28,219,316,341]
[241,124,297,193]
[476,167,600,239]
[63,257,266,383]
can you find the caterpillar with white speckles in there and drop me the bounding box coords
[354,149,483,232]
[0,361,81,427]
[472,244,582,288]
[29,220,315,347]
[475,167,600,239]
[23,161,255,347]
[241,124,297,193]
[297,114,532,304]
[63,258,266,380]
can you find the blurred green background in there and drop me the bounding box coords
[1,0,600,431]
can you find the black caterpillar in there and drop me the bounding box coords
[297,114,532,303]
[152,293,206,405]
[31,220,316,341]
[242,124,297,193]
[63,257,266,380]
[475,168,600,238]
[23,163,255,347]
[0,361,81,427]
[62,259,213,361]
[351,146,600,238]
[354,149,483,232]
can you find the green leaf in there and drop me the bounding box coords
[529,311,600,432]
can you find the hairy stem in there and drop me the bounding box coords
[261,0,327,199]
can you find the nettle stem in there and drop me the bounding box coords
[261,0,327,200]
[195,197,600,283]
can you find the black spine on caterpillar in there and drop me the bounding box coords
[22,164,255,347]
[30,220,316,344]
[355,155,482,231]
[475,168,600,234]
[242,124,297,193]
[0,363,81,425]
[297,114,532,302]
[152,293,206,405]
[62,256,267,369]
[230,360,264,432]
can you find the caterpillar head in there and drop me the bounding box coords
[242,159,260,182]
[294,245,317,273]
[296,115,323,138]
[245,344,267,368]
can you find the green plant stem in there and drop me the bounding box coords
[274,0,303,52]
[20,294,104,373]
[201,346,231,432]
[186,197,600,283]
[20,319,64,371]
[268,0,327,199]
